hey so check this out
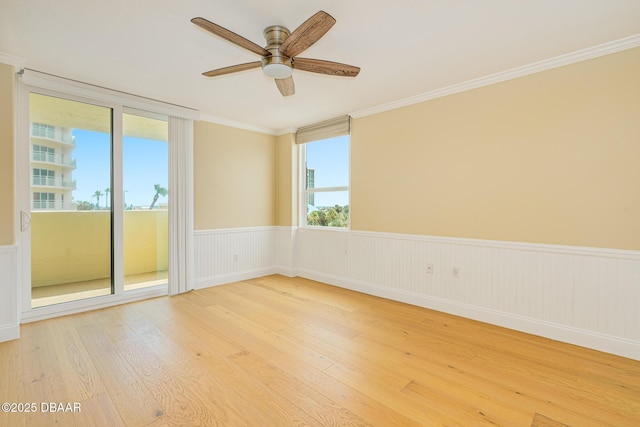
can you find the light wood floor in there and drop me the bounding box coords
[1,275,639,426]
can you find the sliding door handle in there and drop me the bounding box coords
[20,210,31,232]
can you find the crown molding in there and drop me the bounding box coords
[0,51,25,67]
[351,33,640,119]
[275,127,296,136]
[198,113,277,135]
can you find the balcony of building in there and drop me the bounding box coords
[31,123,76,146]
[32,200,76,211]
[31,151,77,168]
[31,175,77,189]
[30,210,168,307]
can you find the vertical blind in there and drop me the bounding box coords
[295,115,351,144]
[168,116,194,296]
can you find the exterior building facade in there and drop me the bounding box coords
[30,122,76,210]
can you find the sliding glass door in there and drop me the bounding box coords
[29,93,114,307]
[123,112,168,291]
[26,92,169,309]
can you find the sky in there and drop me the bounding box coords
[305,135,350,207]
[72,129,168,208]
[71,130,347,209]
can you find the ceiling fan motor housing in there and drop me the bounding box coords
[261,26,293,78]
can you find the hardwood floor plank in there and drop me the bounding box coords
[229,349,373,426]
[227,280,363,338]
[48,316,107,401]
[268,351,424,427]
[136,296,244,357]
[1,275,639,426]
[114,337,226,425]
[210,286,339,369]
[530,412,570,427]
[75,317,164,426]
[252,275,363,312]
[0,339,25,427]
[401,379,530,426]
[74,393,126,427]
[350,334,532,425]
[324,361,462,426]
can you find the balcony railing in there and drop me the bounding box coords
[32,176,77,189]
[32,200,75,210]
[32,151,77,168]
[31,125,76,146]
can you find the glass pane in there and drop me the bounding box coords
[305,135,349,188]
[304,134,350,228]
[30,93,112,307]
[123,113,168,291]
[306,191,349,227]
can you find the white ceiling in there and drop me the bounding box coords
[2,1,640,133]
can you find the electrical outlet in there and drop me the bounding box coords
[426,263,434,274]
[452,267,460,278]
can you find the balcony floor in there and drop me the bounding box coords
[31,271,168,308]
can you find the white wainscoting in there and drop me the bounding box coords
[275,226,298,277]
[193,226,640,360]
[194,227,283,289]
[0,245,20,342]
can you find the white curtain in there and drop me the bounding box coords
[168,117,194,295]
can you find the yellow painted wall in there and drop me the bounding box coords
[351,47,640,250]
[276,133,297,226]
[0,63,14,245]
[124,210,168,275]
[194,121,276,229]
[31,211,168,286]
[31,212,111,286]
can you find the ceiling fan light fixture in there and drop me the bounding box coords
[262,62,293,79]
[261,53,293,79]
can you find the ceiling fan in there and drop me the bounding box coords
[191,11,360,97]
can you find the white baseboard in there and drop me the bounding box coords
[0,245,19,343]
[298,268,640,361]
[194,267,279,289]
[0,324,20,342]
[273,265,297,278]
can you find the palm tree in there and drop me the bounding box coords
[104,187,110,208]
[93,190,103,209]
[149,184,168,209]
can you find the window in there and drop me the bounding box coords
[301,133,350,228]
[33,192,55,209]
[33,168,54,186]
[32,122,55,139]
[33,144,55,162]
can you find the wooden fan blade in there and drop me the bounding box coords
[279,11,336,58]
[202,61,262,77]
[294,58,360,77]
[275,77,295,96]
[191,17,271,57]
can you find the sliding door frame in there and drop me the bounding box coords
[16,72,194,322]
